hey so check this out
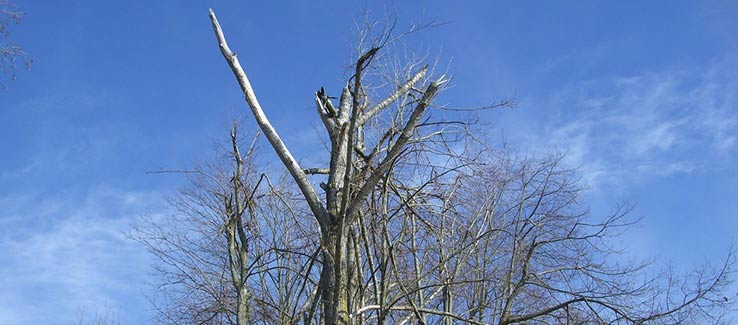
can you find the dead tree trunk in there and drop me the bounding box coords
[209,9,442,324]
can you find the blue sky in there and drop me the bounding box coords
[1,1,736,323]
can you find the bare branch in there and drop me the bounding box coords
[209,9,328,229]
[357,65,428,125]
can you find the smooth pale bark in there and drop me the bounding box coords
[209,9,328,230]
[356,66,427,126]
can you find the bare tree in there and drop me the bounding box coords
[0,0,30,82]
[134,124,320,325]
[73,305,122,325]
[385,150,735,324]
[137,8,735,325]
[209,8,456,323]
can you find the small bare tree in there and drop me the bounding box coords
[134,123,323,325]
[73,306,122,325]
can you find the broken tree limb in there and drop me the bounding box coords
[357,65,428,126]
[209,9,328,229]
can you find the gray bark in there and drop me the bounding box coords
[210,10,440,323]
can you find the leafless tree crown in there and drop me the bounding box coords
[133,9,736,325]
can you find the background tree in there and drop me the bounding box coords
[133,125,320,324]
[73,305,122,325]
[0,0,30,82]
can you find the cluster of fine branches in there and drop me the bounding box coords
[0,0,30,82]
[133,9,735,325]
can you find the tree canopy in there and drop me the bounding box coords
[133,8,736,325]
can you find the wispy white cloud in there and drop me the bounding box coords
[510,56,738,191]
[0,187,163,324]
[1,92,130,182]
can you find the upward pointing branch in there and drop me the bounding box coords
[209,9,328,229]
[356,65,428,126]
[345,79,443,222]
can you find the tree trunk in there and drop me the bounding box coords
[321,227,350,324]
[237,286,252,325]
